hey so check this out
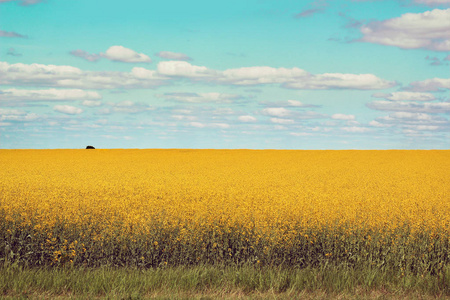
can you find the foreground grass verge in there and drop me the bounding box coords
[1,264,449,299]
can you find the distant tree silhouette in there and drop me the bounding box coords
[86,145,95,149]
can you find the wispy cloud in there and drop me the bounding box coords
[370,111,450,136]
[97,101,155,114]
[0,0,43,6]
[295,0,328,18]
[70,49,101,62]
[338,12,363,29]
[372,91,436,101]
[6,48,22,56]
[367,101,450,113]
[0,88,102,101]
[0,111,40,122]
[159,92,240,103]
[0,29,27,38]
[425,55,445,66]
[412,0,450,6]
[155,51,192,61]
[341,126,371,133]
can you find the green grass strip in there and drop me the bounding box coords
[1,264,449,299]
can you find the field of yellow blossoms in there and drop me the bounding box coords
[0,149,449,275]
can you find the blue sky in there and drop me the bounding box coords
[1,0,449,149]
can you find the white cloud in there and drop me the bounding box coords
[172,115,198,121]
[407,78,450,92]
[0,108,26,115]
[290,132,313,136]
[221,66,309,85]
[359,9,450,51]
[82,100,102,107]
[161,92,240,103]
[0,88,102,101]
[369,120,393,127]
[261,99,319,108]
[331,113,355,120]
[157,61,216,78]
[367,100,450,113]
[371,111,449,134]
[401,129,437,137]
[413,0,450,6]
[406,125,440,130]
[284,73,395,90]
[0,62,167,89]
[188,122,230,129]
[131,67,160,79]
[270,118,295,124]
[376,112,447,124]
[0,62,83,84]
[310,126,332,132]
[238,115,257,122]
[212,123,231,129]
[261,107,327,122]
[157,64,394,90]
[102,46,151,63]
[390,112,434,120]
[372,91,436,101]
[262,107,292,117]
[71,46,152,63]
[261,107,329,120]
[0,112,39,122]
[155,51,192,61]
[287,100,308,107]
[342,126,371,133]
[54,105,83,115]
[189,122,205,128]
[0,61,395,91]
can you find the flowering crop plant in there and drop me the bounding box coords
[0,149,449,276]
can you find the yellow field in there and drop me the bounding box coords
[0,149,449,273]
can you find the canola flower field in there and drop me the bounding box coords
[0,149,449,276]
